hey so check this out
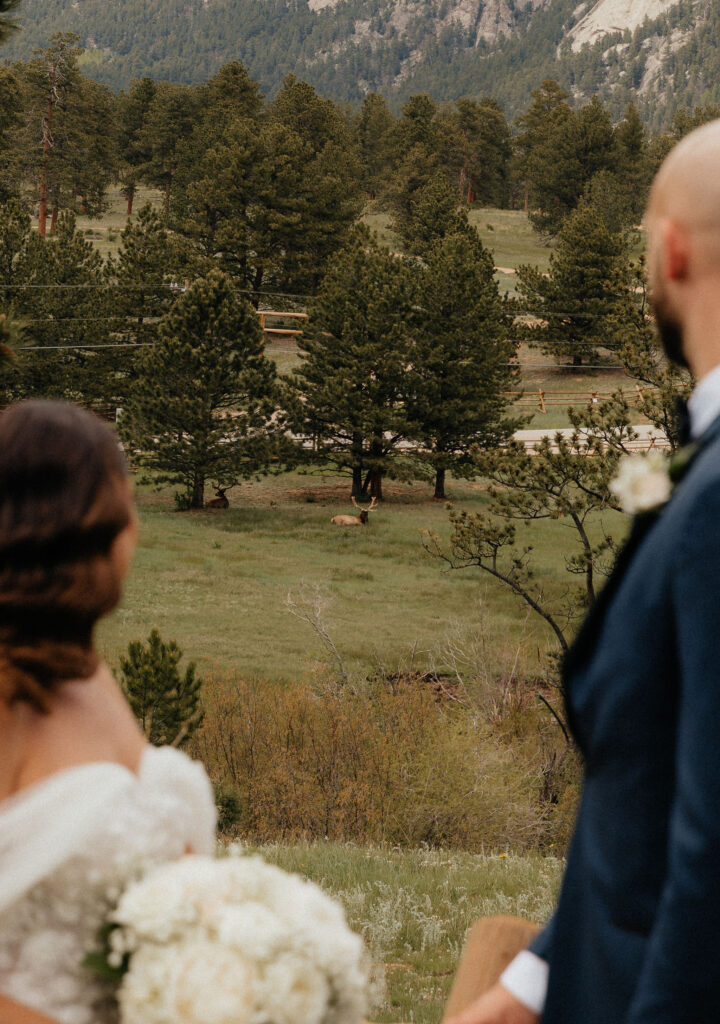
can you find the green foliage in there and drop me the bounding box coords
[0,203,125,406]
[407,229,518,497]
[442,96,512,207]
[107,203,202,350]
[1,0,719,128]
[0,0,19,46]
[9,34,115,220]
[398,171,462,256]
[353,92,396,198]
[121,270,281,509]
[169,74,362,294]
[516,203,636,365]
[289,228,418,499]
[119,628,203,747]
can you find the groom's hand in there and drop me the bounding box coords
[445,983,540,1024]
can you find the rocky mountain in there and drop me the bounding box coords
[0,0,716,125]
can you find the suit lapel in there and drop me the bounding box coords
[562,413,720,691]
[561,513,659,687]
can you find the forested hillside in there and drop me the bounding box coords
[0,0,717,124]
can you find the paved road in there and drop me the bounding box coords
[514,424,670,451]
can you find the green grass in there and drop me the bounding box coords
[97,469,625,683]
[248,842,562,1024]
[72,185,164,258]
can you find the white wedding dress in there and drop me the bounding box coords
[0,745,217,1024]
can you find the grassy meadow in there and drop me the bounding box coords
[253,843,562,1023]
[97,469,625,682]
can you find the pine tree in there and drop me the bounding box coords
[0,208,120,406]
[121,270,280,509]
[116,77,157,216]
[407,231,519,499]
[290,229,417,500]
[119,629,203,748]
[400,172,465,257]
[353,92,395,199]
[516,202,635,366]
[10,33,84,235]
[0,0,19,47]
[108,203,203,349]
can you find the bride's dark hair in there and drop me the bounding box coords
[0,401,132,709]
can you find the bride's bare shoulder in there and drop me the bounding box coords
[4,666,146,797]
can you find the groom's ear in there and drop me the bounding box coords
[661,220,691,282]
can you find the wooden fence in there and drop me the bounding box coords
[503,385,658,412]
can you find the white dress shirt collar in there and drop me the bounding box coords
[687,363,720,440]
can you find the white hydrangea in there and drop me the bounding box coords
[610,451,673,515]
[110,854,369,1024]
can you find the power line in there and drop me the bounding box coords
[0,283,314,299]
[13,342,154,351]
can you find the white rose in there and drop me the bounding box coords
[256,954,329,1024]
[117,946,176,1024]
[610,451,672,515]
[216,902,286,960]
[168,941,256,1024]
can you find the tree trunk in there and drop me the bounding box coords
[351,464,363,498]
[434,467,446,500]
[50,204,58,234]
[572,353,582,367]
[80,195,87,215]
[250,266,264,309]
[126,189,134,217]
[524,182,529,214]
[192,473,205,509]
[38,62,57,239]
[368,469,383,501]
[467,184,476,205]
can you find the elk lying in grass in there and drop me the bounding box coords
[205,485,229,510]
[331,496,378,526]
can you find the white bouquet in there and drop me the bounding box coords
[96,853,369,1024]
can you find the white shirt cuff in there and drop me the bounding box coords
[499,950,549,1016]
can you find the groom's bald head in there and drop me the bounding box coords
[648,121,720,248]
[646,119,720,374]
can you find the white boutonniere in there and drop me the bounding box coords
[610,451,673,516]
[610,443,700,516]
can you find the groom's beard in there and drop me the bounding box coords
[653,297,689,370]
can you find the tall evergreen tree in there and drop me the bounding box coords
[400,171,465,257]
[354,92,395,199]
[116,77,157,216]
[0,208,121,406]
[442,97,511,206]
[10,33,84,235]
[121,271,280,509]
[407,231,519,500]
[290,229,417,500]
[516,202,635,366]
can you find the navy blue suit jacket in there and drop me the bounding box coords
[532,414,720,1023]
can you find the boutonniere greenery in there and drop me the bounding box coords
[610,443,700,517]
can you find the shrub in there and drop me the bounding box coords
[191,676,556,851]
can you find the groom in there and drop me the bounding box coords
[451,118,720,1024]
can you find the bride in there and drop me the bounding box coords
[0,401,217,1024]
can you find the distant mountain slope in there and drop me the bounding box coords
[1,0,717,125]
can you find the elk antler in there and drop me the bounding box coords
[351,496,362,510]
[368,497,378,510]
